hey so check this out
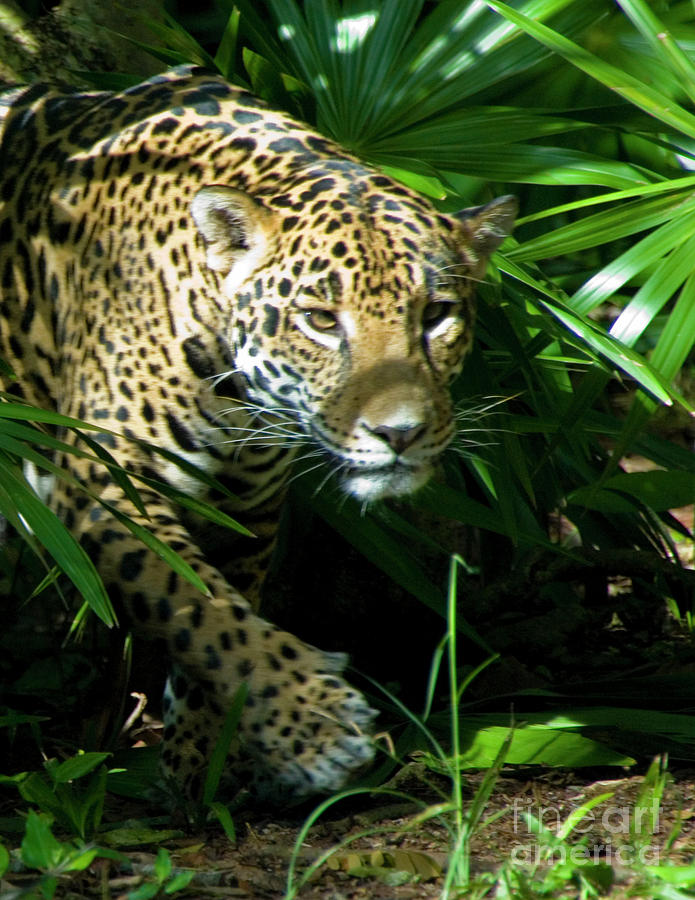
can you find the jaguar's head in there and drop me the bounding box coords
[192,167,516,501]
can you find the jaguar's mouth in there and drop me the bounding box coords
[304,423,437,501]
[339,460,433,502]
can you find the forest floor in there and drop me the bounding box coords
[4,763,695,899]
[120,768,695,899]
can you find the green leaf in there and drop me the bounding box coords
[572,470,695,512]
[127,883,161,900]
[0,466,115,626]
[570,202,695,315]
[413,482,510,538]
[615,0,695,106]
[207,802,237,843]
[643,865,695,886]
[18,773,72,831]
[56,844,100,873]
[49,753,111,784]
[509,190,693,264]
[214,9,241,80]
[609,232,695,347]
[134,473,252,536]
[556,791,616,842]
[20,811,63,870]
[0,400,106,430]
[39,875,58,898]
[165,870,196,893]
[379,164,448,199]
[203,682,247,807]
[567,486,643,516]
[485,0,695,139]
[648,270,695,380]
[77,432,148,518]
[372,143,650,189]
[500,257,678,404]
[456,722,635,768]
[136,438,242,500]
[235,0,627,192]
[419,720,633,769]
[154,847,172,884]
[0,843,10,878]
[121,11,219,71]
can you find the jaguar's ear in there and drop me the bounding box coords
[191,186,274,274]
[454,194,518,275]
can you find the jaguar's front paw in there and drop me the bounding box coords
[241,671,377,802]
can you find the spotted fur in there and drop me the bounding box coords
[0,66,516,802]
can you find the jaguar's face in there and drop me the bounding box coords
[192,178,517,501]
[277,256,472,501]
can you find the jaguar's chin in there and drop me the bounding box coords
[341,463,432,502]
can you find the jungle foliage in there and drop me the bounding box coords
[3,0,695,824]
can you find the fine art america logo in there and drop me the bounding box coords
[510,797,662,866]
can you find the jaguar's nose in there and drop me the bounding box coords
[369,422,427,455]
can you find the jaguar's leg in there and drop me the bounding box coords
[61,480,375,802]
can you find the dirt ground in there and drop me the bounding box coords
[141,767,695,899]
[4,764,694,899]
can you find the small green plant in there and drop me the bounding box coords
[486,756,695,900]
[0,752,199,899]
[1,751,111,841]
[496,792,617,899]
[126,847,195,900]
[1,814,192,900]
[7,809,104,900]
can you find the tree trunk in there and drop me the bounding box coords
[0,0,166,86]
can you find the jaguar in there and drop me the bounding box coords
[0,65,516,802]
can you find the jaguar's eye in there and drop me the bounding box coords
[304,309,340,332]
[423,301,458,330]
